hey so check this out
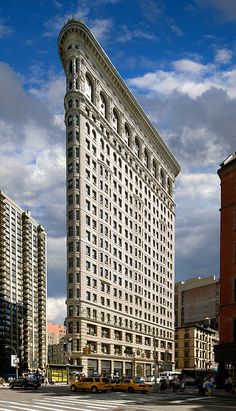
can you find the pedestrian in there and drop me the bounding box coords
[44,376,49,386]
[202,378,208,396]
[180,379,185,391]
[160,379,166,392]
[225,377,229,391]
[171,379,177,393]
[228,376,233,393]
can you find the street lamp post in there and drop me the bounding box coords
[153,337,158,391]
[5,345,19,379]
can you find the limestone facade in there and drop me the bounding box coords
[58,19,180,377]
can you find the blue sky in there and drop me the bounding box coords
[1,0,236,322]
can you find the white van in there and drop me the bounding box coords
[159,371,181,381]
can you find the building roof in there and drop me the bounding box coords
[58,18,181,178]
[47,324,66,334]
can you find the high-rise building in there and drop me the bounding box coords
[214,154,236,389]
[0,191,47,376]
[175,276,219,329]
[58,19,180,377]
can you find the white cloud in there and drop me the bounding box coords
[0,19,13,39]
[176,172,219,208]
[117,25,158,43]
[90,18,113,42]
[127,57,236,99]
[47,297,66,324]
[215,48,232,64]
[173,59,207,74]
[0,62,67,305]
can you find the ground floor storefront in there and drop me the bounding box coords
[214,342,236,391]
[83,358,152,378]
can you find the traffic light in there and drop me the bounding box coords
[83,346,91,354]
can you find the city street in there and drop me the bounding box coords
[0,384,235,411]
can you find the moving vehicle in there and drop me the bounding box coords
[70,377,111,393]
[159,371,181,381]
[9,377,40,390]
[111,378,151,393]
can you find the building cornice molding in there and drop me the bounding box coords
[58,19,180,178]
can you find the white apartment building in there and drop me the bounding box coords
[58,19,180,377]
[0,191,47,376]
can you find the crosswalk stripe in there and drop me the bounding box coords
[30,401,93,410]
[0,400,36,411]
[33,397,128,408]
[171,396,213,403]
[0,405,35,411]
[45,398,125,408]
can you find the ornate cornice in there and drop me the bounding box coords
[58,19,181,178]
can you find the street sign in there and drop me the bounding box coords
[11,355,16,367]
[10,355,19,367]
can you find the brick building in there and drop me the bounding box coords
[215,153,236,390]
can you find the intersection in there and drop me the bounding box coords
[0,384,235,411]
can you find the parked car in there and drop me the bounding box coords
[111,378,151,393]
[9,377,40,390]
[70,377,112,393]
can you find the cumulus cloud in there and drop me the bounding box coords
[47,297,66,323]
[215,48,232,64]
[128,57,236,99]
[127,55,236,280]
[0,62,67,323]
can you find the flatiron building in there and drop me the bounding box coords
[58,19,180,377]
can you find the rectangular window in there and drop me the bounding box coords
[234,278,236,302]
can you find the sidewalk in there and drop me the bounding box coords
[214,388,236,398]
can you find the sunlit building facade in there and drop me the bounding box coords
[58,19,180,377]
[0,191,47,376]
[175,276,219,330]
[175,325,219,372]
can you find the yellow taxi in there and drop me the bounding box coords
[70,377,111,393]
[111,378,151,393]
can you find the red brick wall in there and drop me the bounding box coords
[219,161,236,343]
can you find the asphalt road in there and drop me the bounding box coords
[0,384,235,411]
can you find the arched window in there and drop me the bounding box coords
[153,160,157,178]
[100,93,106,117]
[106,145,110,156]
[144,148,149,168]
[124,124,130,143]
[100,138,104,150]
[75,59,78,73]
[85,74,93,101]
[167,177,172,195]
[75,115,79,126]
[85,123,90,135]
[68,116,73,127]
[69,60,73,74]
[112,109,119,133]
[160,168,165,187]
[92,130,96,142]
[134,137,140,158]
